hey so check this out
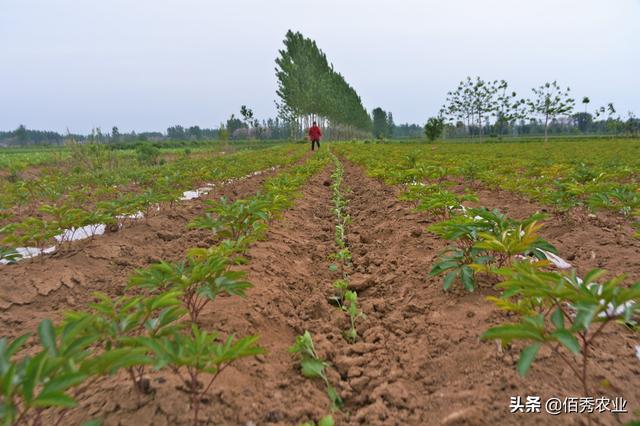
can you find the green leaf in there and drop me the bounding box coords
[430,261,459,275]
[517,343,541,377]
[583,269,607,285]
[551,330,581,354]
[442,271,457,291]
[572,304,597,331]
[22,352,47,404]
[32,391,77,408]
[41,372,87,394]
[1,363,16,397]
[318,416,335,426]
[88,348,151,374]
[550,308,564,329]
[38,319,58,356]
[326,385,343,411]
[149,292,180,310]
[461,266,475,292]
[5,334,30,359]
[524,314,545,329]
[481,325,543,342]
[300,359,325,379]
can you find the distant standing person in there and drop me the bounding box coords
[309,121,322,151]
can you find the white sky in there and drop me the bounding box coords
[1,0,639,133]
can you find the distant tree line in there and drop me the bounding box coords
[217,106,292,141]
[0,125,169,147]
[441,111,640,140]
[3,72,638,147]
[0,115,294,147]
[165,125,218,140]
[0,125,69,146]
[437,77,640,141]
[392,123,424,138]
[370,108,424,139]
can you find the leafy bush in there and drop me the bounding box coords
[588,187,640,216]
[129,253,251,323]
[424,117,444,142]
[430,246,491,291]
[189,197,269,242]
[0,319,148,425]
[135,144,161,166]
[63,291,185,393]
[482,263,639,396]
[0,218,58,260]
[428,208,556,291]
[414,189,478,219]
[139,326,263,425]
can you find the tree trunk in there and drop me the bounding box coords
[544,114,549,143]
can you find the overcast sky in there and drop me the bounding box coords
[1,0,639,134]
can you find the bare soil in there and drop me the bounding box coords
[0,162,283,326]
[1,157,638,425]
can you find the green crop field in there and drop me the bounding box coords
[1,137,638,425]
[336,138,640,222]
[2,4,640,424]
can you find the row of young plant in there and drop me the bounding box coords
[336,144,640,408]
[288,153,367,426]
[0,153,329,425]
[334,141,640,236]
[0,145,307,263]
[327,153,365,344]
[429,203,639,406]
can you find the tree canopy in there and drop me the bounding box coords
[275,30,371,134]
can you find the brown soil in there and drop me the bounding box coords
[0,162,284,327]
[1,157,638,425]
[332,162,639,425]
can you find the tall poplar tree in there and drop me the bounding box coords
[275,30,372,138]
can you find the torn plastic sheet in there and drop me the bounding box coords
[54,224,106,242]
[537,249,572,269]
[2,166,279,264]
[0,246,57,264]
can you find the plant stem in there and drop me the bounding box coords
[550,344,582,379]
[581,334,589,397]
[189,368,200,426]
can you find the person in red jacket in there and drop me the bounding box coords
[308,121,322,151]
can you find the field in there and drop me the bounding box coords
[1,138,639,425]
